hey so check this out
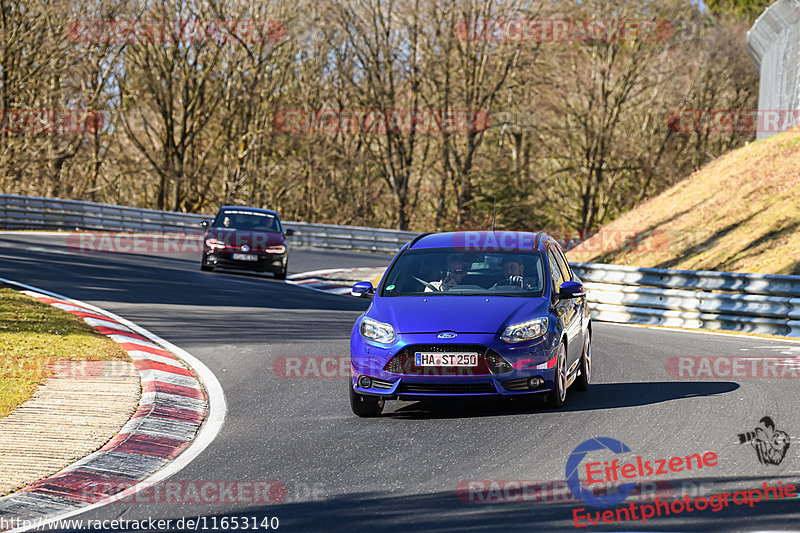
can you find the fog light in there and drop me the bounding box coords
[358,376,372,388]
[528,376,544,389]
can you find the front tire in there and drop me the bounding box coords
[546,341,567,408]
[274,260,288,280]
[349,381,384,417]
[574,332,591,391]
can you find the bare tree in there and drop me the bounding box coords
[420,0,530,228]
[0,0,760,235]
[330,0,429,230]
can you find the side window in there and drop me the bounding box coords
[552,244,573,282]
[547,250,564,291]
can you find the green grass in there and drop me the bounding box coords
[0,288,130,419]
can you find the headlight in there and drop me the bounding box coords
[360,316,396,344]
[205,238,227,251]
[265,245,286,253]
[501,317,548,343]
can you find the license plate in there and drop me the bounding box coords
[415,352,478,367]
[232,253,258,261]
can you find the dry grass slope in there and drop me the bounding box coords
[567,129,800,274]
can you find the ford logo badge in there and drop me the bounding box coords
[437,332,457,339]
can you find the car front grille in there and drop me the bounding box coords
[397,382,498,394]
[383,344,512,375]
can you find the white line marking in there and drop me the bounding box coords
[82,317,133,331]
[286,266,382,280]
[48,302,104,314]
[139,369,202,388]
[127,350,183,368]
[106,334,164,350]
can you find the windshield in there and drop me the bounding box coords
[381,247,545,297]
[212,210,280,232]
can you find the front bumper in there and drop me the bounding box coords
[350,331,560,399]
[203,251,287,272]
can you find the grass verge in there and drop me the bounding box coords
[0,287,130,419]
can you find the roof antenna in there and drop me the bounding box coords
[491,194,496,232]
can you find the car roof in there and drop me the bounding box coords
[409,231,552,252]
[217,206,280,217]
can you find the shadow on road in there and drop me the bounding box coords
[54,474,800,533]
[385,381,739,419]
[0,243,370,313]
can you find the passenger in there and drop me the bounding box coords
[494,256,535,289]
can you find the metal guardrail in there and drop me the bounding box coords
[280,220,416,253]
[747,0,800,141]
[1,193,798,337]
[572,263,800,337]
[0,194,415,253]
[571,262,800,297]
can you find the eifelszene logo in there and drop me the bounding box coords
[566,437,719,508]
[738,417,791,466]
[566,438,638,508]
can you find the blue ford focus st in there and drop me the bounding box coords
[349,231,592,417]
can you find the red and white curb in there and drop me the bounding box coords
[286,267,383,296]
[0,278,226,532]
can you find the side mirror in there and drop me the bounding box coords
[351,281,375,299]
[558,280,584,299]
[285,228,295,236]
[201,220,209,229]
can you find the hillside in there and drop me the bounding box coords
[566,128,800,275]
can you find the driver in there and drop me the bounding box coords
[428,255,469,292]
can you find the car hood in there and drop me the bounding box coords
[369,296,550,334]
[206,229,284,251]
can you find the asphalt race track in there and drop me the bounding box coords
[3,232,800,532]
